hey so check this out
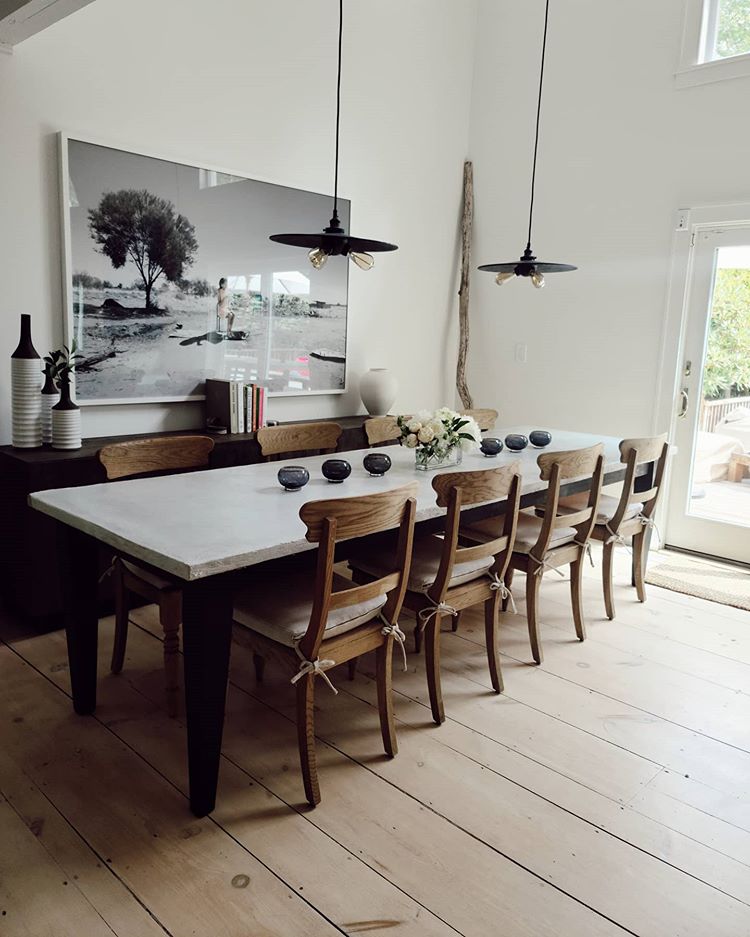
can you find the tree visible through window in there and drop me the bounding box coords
[703,265,750,399]
[709,0,750,60]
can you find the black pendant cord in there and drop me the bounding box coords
[268,0,397,255]
[476,0,574,276]
[526,0,550,254]
[331,0,344,226]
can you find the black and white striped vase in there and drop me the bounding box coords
[51,379,81,450]
[40,365,59,445]
[11,314,42,449]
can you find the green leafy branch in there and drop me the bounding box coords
[44,341,80,386]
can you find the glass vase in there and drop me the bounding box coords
[415,445,463,472]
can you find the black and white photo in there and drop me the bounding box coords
[61,137,350,404]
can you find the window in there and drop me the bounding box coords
[677,0,750,87]
[701,0,750,62]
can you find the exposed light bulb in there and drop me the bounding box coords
[531,272,545,289]
[495,272,515,286]
[309,248,329,269]
[350,251,374,271]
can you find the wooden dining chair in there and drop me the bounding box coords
[349,465,521,724]
[557,434,669,619]
[464,444,604,665]
[256,422,342,460]
[464,408,499,432]
[98,435,215,716]
[233,484,417,806]
[364,416,403,447]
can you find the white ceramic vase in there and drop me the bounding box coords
[359,368,398,417]
[40,391,59,445]
[40,365,59,445]
[11,315,42,449]
[51,408,82,450]
[51,379,82,450]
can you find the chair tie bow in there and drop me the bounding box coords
[574,540,596,568]
[528,554,566,578]
[417,600,458,631]
[379,614,408,671]
[604,522,630,549]
[638,514,661,544]
[604,514,661,552]
[488,572,517,614]
[98,555,118,585]
[291,646,338,695]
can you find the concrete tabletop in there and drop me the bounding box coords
[29,427,621,581]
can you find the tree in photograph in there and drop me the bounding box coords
[703,267,750,398]
[88,189,198,310]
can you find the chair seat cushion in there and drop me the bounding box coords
[233,570,386,648]
[350,533,493,593]
[122,559,175,591]
[557,491,643,526]
[466,511,577,554]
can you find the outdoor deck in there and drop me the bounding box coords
[691,476,750,526]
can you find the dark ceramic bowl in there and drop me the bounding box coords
[363,452,392,476]
[277,465,310,491]
[504,433,529,452]
[529,430,552,448]
[480,437,504,457]
[322,458,352,483]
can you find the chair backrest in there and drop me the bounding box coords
[297,483,418,660]
[428,464,522,601]
[609,433,670,530]
[534,443,605,558]
[464,408,499,432]
[98,435,215,481]
[364,416,403,447]
[256,422,342,461]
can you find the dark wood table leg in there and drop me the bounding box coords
[632,460,656,586]
[181,576,233,818]
[58,524,100,715]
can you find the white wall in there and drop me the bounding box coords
[0,0,477,442]
[467,0,750,438]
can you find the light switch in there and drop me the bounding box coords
[515,343,527,363]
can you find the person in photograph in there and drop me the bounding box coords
[216,277,234,337]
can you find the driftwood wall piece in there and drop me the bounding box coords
[456,160,474,409]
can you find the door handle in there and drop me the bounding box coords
[678,388,689,418]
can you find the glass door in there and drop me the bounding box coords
[666,226,750,564]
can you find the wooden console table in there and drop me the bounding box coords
[0,416,370,629]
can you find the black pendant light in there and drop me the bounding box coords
[478,0,575,289]
[270,0,397,270]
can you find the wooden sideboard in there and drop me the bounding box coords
[0,416,371,630]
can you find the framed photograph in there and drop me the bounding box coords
[59,134,350,405]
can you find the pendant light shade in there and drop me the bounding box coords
[270,0,397,269]
[478,0,575,287]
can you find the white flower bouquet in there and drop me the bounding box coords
[396,408,481,470]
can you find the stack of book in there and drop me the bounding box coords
[205,379,266,434]
[245,383,266,432]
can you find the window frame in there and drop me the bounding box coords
[677,0,750,88]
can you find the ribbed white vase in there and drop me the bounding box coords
[359,368,398,417]
[51,408,82,450]
[51,379,82,450]
[11,358,42,448]
[40,391,59,445]
[11,314,43,448]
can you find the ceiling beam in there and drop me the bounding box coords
[0,0,96,48]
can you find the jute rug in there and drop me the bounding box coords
[645,552,750,611]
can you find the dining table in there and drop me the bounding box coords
[29,427,654,817]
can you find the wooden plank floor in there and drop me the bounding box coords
[1,547,749,937]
